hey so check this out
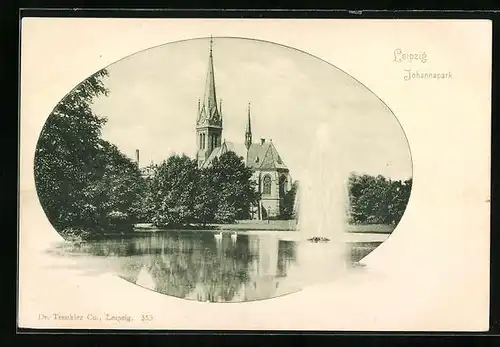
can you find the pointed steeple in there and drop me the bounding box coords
[199,36,220,124]
[245,102,252,150]
[196,36,223,167]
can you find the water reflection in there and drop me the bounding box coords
[52,231,380,303]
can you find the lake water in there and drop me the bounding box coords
[47,231,381,303]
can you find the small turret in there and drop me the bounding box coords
[245,102,252,150]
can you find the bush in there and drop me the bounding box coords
[60,227,91,243]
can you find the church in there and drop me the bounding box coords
[195,38,293,220]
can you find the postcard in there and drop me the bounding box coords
[18,18,491,331]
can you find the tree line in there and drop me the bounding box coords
[34,69,412,240]
[138,152,260,227]
[348,173,412,225]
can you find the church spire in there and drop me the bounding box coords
[245,102,252,150]
[200,36,219,122]
[196,36,222,168]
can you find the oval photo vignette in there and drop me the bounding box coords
[34,37,413,303]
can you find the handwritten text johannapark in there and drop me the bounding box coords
[404,69,452,81]
[393,48,452,81]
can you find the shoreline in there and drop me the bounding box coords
[85,229,390,243]
[63,222,393,244]
[73,222,395,240]
[132,221,395,234]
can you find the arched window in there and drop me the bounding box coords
[263,175,272,195]
[202,133,206,149]
[199,133,203,150]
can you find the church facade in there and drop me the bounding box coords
[195,39,292,220]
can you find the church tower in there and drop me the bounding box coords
[196,37,223,168]
[245,102,252,150]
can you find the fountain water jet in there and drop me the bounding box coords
[293,122,350,283]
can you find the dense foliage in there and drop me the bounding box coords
[34,69,144,239]
[209,152,260,223]
[147,155,199,227]
[147,152,260,227]
[348,174,412,225]
[280,180,298,219]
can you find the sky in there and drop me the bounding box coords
[91,37,413,182]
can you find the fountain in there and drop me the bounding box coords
[292,122,350,283]
[298,122,350,239]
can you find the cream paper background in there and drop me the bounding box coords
[18,18,491,331]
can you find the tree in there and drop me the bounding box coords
[207,152,260,223]
[34,69,109,233]
[280,180,298,220]
[34,69,147,238]
[148,155,199,227]
[143,152,260,227]
[136,164,158,223]
[193,168,218,226]
[347,173,413,225]
[83,140,144,231]
[391,178,412,224]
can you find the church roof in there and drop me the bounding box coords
[200,141,245,169]
[201,140,288,171]
[252,141,288,170]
